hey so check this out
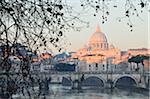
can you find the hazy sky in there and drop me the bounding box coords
[46,0,149,54]
[61,0,149,53]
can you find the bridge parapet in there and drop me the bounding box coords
[0,71,148,89]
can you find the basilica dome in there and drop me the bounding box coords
[88,25,109,50]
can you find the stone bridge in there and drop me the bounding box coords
[30,71,150,89]
[0,71,149,89]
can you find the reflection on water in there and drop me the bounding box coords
[47,84,149,99]
[13,84,149,99]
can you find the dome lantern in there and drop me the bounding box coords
[96,24,101,32]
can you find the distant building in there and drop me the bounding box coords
[128,48,150,56]
[72,25,122,72]
[8,56,21,72]
[0,43,31,72]
[54,52,71,63]
[143,58,150,71]
[40,51,53,60]
[30,25,150,73]
[30,53,39,62]
[39,50,53,72]
[126,48,150,72]
[0,44,11,59]
[11,43,30,59]
[54,63,76,72]
[70,25,150,72]
[30,62,41,72]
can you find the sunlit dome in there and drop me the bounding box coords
[89,25,107,43]
[88,25,108,50]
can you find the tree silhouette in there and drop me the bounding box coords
[80,0,149,31]
[0,0,89,52]
[0,0,89,98]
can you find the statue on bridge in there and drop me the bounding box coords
[72,74,85,90]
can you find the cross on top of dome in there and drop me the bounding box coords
[96,24,101,32]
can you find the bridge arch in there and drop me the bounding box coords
[113,75,138,88]
[62,77,72,86]
[82,76,105,88]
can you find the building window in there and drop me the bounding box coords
[104,43,106,49]
[97,43,99,48]
[103,65,105,70]
[89,65,91,71]
[95,63,98,70]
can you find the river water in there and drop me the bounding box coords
[41,84,149,99]
[12,84,149,99]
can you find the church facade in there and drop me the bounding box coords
[72,25,123,72]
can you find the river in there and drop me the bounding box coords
[16,84,148,99]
